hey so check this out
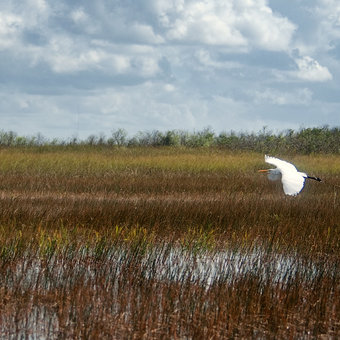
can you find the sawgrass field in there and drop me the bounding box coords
[0,146,339,338]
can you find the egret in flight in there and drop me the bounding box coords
[259,155,321,196]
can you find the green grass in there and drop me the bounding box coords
[1,147,339,174]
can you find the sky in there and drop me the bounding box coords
[0,0,339,139]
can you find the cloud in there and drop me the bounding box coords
[293,0,340,56]
[0,12,23,49]
[0,0,339,139]
[294,56,332,81]
[66,3,164,44]
[253,88,313,105]
[315,0,340,38]
[21,36,162,77]
[154,0,296,51]
[273,55,333,82]
[0,0,297,80]
[194,49,242,69]
[0,1,166,81]
[233,1,297,51]
[0,82,250,138]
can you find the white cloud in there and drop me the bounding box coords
[24,34,162,76]
[0,13,23,49]
[0,0,296,78]
[30,36,106,73]
[155,0,296,51]
[164,2,247,46]
[235,3,296,51]
[295,56,332,82]
[0,0,339,139]
[0,2,164,77]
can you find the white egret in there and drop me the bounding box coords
[259,155,321,196]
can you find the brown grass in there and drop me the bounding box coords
[0,148,339,338]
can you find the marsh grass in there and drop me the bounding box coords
[0,148,339,338]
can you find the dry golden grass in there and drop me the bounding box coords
[0,147,339,338]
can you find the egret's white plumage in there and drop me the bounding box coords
[259,155,321,196]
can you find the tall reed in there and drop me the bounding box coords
[0,149,339,338]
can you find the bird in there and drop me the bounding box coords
[258,155,321,196]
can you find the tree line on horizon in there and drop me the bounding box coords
[0,126,339,154]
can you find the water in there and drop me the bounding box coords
[9,244,334,290]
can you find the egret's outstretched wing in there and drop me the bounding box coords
[265,155,298,173]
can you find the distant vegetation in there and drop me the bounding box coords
[1,126,340,154]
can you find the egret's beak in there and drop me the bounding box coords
[258,169,268,173]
